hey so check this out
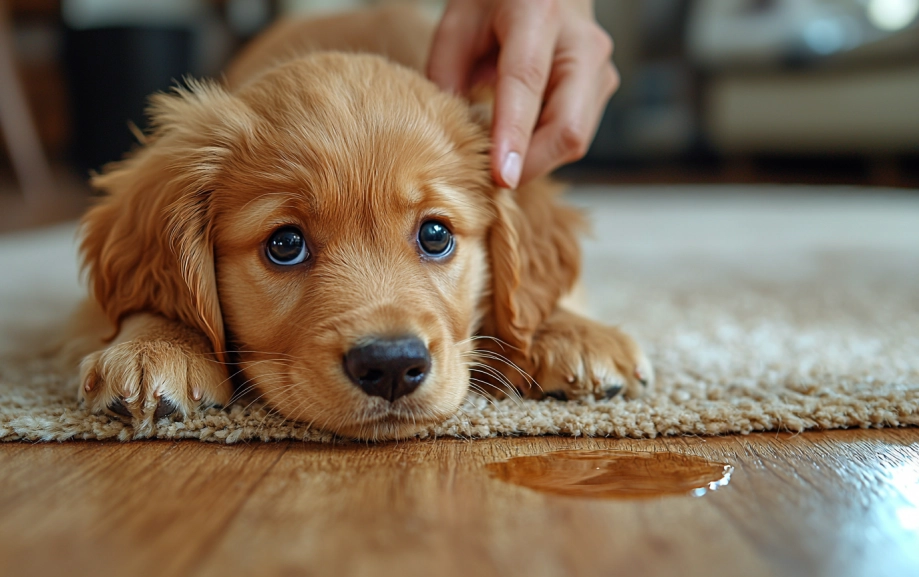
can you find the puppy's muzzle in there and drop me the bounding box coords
[343,336,430,401]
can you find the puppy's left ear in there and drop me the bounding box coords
[80,81,252,362]
[484,181,585,354]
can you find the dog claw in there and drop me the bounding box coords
[105,396,178,420]
[601,384,623,400]
[107,398,132,418]
[154,399,178,419]
[634,368,648,386]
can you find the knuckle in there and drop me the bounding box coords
[558,122,590,160]
[500,0,559,35]
[605,65,621,97]
[507,58,548,95]
[439,8,465,33]
[590,25,614,60]
[528,0,559,16]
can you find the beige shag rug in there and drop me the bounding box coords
[2,185,918,442]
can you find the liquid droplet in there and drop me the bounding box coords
[486,450,733,499]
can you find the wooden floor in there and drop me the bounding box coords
[1,429,917,577]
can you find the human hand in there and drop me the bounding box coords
[427,0,619,189]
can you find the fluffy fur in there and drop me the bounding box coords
[66,6,653,440]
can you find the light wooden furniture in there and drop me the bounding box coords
[1,429,917,576]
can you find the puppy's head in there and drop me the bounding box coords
[82,53,578,439]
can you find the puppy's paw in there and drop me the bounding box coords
[79,331,230,435]
[525,309,653,401]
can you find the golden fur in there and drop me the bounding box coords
[67,6,652,440]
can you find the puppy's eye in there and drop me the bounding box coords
[267,227,309,265]
[418,220,454,257]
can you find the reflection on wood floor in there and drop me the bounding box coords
[1,429,917,577]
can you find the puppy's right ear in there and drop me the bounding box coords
[484,181,585,355]
[80,81,254,362]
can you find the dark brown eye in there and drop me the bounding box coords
[267,227,308,265]
[418,221,454,257]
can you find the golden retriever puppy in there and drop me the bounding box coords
[68,6,653,440]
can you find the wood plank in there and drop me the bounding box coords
[0,440,288,576]
[0,429,917,577]
[195,430,919,577]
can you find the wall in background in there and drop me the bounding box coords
[3,0,918,183]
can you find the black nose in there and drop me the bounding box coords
[343,336,431,401]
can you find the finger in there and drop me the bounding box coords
[427,2,486,95]
[520,28,617,183]
[521,56,618,184]
[491,1,561,188]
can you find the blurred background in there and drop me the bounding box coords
[0,0,917,232]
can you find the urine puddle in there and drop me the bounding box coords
[486,450,733,499]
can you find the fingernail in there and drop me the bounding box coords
[501,151,522,189]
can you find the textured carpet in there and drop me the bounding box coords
[2,185,918,442]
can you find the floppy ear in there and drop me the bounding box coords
[80,81,251,363]
[485,181,584,354]
[463,86,582,351]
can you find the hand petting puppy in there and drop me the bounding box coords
[428,0,619,189]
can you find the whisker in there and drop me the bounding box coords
[456,335,517,352]
[465,381,501,409]
[466,367,522,404]
[467,349,539,391]
[468,375,522,407]
[466,362,517,388]
[464,360,526,402]
[232,375,305,413]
